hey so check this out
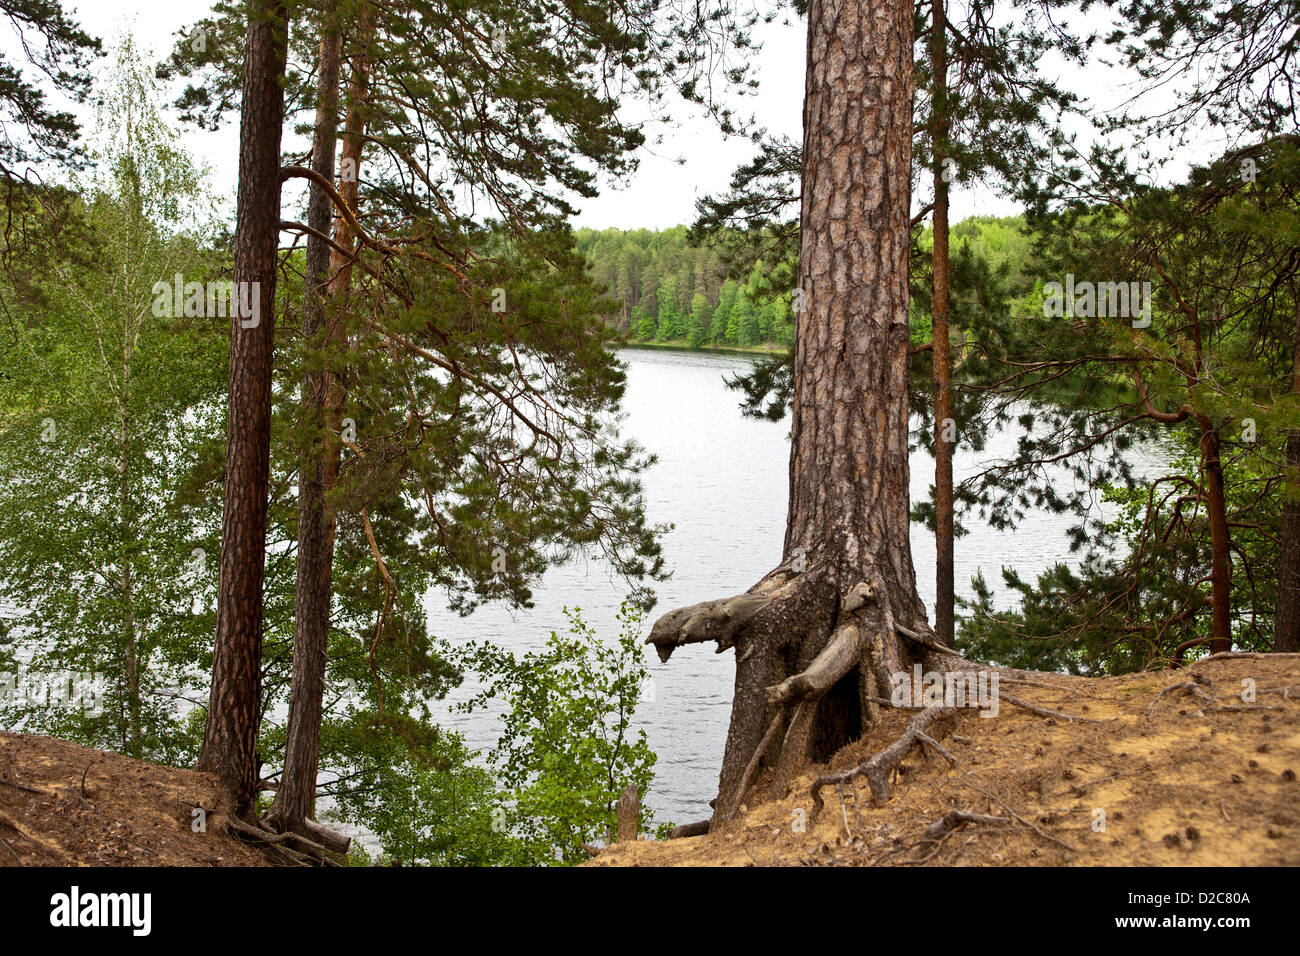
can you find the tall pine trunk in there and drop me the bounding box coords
[1276,292,1300,652]
[320,6,373,519]
[266,15,343,838]
[1198,415,1232,654]
[649,0,941,827]
[930,0,955,648]
[195,1,289,815]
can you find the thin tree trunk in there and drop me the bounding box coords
[648,0,937,827]
[320,5,373,527]
[121,318,139,758]
[930,0,955,648]
[1198,415,1232,654]
[1275,291,1300,652]
[267,13,343,838]
[196,0,289,815]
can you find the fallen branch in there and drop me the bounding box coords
[923,810,1011,841]
[960,776,1078,852]
[1001,692,1103,724]
[667,820,710,839]
[0,778,49,796]
[1147,682,1214,714]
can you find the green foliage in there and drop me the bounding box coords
[330,720,527,867]
[576,225,793,349]
[0,0,100,176]
[0,40,224,761]
[457,602,658,865]
[957,139,1300,669]
[1,21,676,868]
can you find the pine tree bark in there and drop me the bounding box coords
[648,0,941,827]
[266,14,343,840]
[319,5,373,511]
[1198,415,1233,654]
[1275,291,1300,652]
[930,0,955,648]
[195,0,289,815]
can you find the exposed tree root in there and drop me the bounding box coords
[297,817,351,854]
[645,566,804,663]
[872,809,1034,866]
[1198,652,1300,661]
[922,810,1011,840]
[0,835,21,866]
[0,777,49,796]
[894,623,963,657]
[809,706,955,817]
[728,707,787,818]
[652,556,1108,826]
[959,776,1079,852]
[222,813,344,866]
[1208,703,1283,712]
[260,807,352,855]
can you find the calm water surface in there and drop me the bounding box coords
[426,347,1164,827]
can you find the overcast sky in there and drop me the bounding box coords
[34,1,1220,231]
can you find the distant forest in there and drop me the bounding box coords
[577,226,795,348]
[578,216,1037,349]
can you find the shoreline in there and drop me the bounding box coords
[609,339,790,359]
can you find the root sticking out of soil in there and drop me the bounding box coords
[588,653,1300,867]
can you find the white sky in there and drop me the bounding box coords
[25,1,1223,230]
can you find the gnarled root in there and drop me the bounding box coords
[654,561,956,824]
[260,808,352,855]
[223,813,346,866]
[809,706,956,817]
[645,565,809,663]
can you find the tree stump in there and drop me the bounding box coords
[615,784,639,843]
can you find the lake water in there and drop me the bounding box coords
[427,347,1166,827]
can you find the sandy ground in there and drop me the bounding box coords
[0,732,269,866]
[588,653,1300,866]
[1,652,1295,867]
